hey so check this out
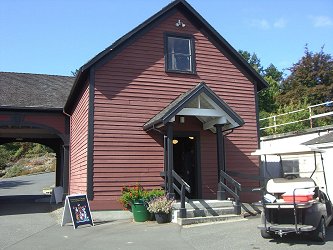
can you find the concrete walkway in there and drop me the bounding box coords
[1,198,333,250]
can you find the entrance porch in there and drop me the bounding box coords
[144,82,244,217]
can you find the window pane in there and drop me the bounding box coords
[174,55,191,71]
[167,36,193,72]
[173,38,190,54]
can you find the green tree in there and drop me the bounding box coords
[239,50,283,113]
[239,50,264,75]
[278,45,333,106]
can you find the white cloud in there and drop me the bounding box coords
[250,18,287,30]
[273,18,287,28]
[310,15,333,27]
[250,19,270,29]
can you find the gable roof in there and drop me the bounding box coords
[0,72,75,110]
[143,82,244,132]
[64,0,268,112]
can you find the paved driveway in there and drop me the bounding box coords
[1,173,333,249]
[1,203,333,250]
[0,172,54,196]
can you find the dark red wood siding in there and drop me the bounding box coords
[0,113,66,134]
[0,114,10,122]
[25,113,66,134]
[69,81,90,194]
[92,11,259,209]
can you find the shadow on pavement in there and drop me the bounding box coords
[0,195,56,216]
[0,180,32,189]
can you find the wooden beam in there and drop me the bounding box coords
[203,117,227,130]
[177,108,222,117]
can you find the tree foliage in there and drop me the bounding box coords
[239,46,333,136]
[278,45,333,106]
[239,50,282,114]
[0,142,53,171]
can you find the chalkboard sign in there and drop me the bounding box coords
[61,194,94,229]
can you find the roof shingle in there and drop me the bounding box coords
[0,72,75,110]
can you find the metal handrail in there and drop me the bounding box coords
[259,100,333,132]
[172,170,191,218]
[218,170,242,214]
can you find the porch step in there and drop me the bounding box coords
[172,199,234,210]
[176,214,245,226]
[174,207,235,218]
[172,199,244,226]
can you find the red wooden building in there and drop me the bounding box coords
[64,0,267,210]
[0,72,74,190]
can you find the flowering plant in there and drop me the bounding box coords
[119,184,165,209]
[119,184,147,209]
[147,195,174,214]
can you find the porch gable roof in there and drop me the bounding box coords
[143,82,244,132]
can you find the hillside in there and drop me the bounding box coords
[0,142,56,178]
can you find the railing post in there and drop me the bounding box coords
[179,184,187,218]
[234,187,241,215]
[309,106,313,128]
[273,116,277,133]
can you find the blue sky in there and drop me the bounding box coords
[1,0,332,77]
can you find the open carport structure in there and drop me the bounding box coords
[0,72,74,194]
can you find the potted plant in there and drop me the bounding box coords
[119,184,150,222]
[145,188,165,220]
[147,195,174,223]
[119,185,165,222]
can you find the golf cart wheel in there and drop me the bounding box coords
[260,211,274,239]
[313,217,326,242]
[261,230,274,239]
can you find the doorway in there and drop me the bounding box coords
[173,135,200,199]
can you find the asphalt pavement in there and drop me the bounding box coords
[0,172,55,196]
[1,173,333,249]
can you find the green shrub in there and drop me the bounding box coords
[119,184,165,209]
[0,146,11,170]
[146,189,165,202]
[3,165,24,178]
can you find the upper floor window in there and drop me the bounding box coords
[165,35,195,73]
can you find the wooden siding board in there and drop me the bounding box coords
[90,10,259,209]
[22,113,66,134]
[69,82,89,195]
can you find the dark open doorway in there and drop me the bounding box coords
[173,135,200,199]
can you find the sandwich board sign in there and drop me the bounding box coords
[61,194,94,229]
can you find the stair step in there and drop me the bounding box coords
[174,207,235,218]
[175,214,245,226]
[173,199,234,210]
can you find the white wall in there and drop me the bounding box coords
[259,130,333,198]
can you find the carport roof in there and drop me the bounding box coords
[0,72,75,110]
[302,132,333,146]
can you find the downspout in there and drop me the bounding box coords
[62,109,71,197]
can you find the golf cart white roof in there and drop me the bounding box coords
[251,145,325,156]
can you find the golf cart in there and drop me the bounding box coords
[252,145,333,241]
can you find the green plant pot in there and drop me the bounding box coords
[131,201,150,222]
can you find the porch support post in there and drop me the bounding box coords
[166,122,175,198]
[215,124,226,200]
[62,144,69,197]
